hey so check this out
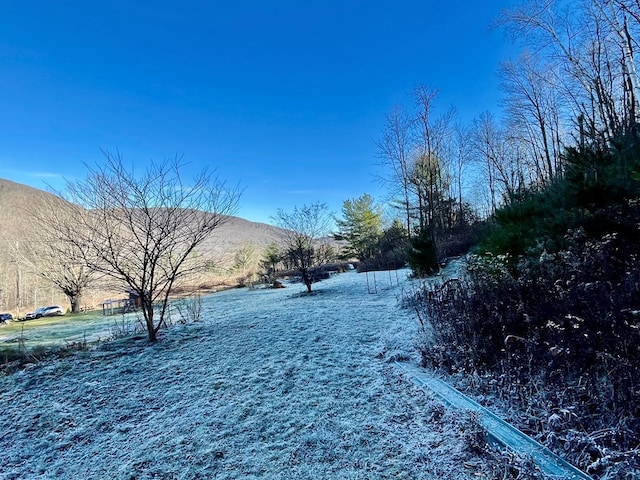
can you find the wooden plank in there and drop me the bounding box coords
[395,362,593,480]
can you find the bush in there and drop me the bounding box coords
[408,228,438,276]
[409,219,640,476]
[407,129,640,476]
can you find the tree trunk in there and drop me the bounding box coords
[69,293,81,314]
[302,269,313,293]
[142,299,157,342]
[147,323,157,342]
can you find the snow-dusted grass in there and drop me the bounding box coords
[1,270,505,479]
[0,314,133,350]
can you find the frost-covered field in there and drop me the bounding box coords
[0,269,503,480]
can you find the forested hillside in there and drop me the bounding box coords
[0,178,284,316]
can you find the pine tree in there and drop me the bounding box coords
[334,194,383,260]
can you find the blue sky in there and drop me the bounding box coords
[0,1,516,224]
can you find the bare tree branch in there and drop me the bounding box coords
[51,151,241,342]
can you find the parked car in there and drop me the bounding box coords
[25,307,47,320]
[41,305,64,317]
[0,313,12,323]
[25,305,64,320]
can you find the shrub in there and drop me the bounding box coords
[407,127,640,477]
[407,228,438,276]
[409,219,640,475]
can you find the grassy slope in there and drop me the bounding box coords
[0,270,546,479]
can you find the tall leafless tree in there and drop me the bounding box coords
[500,53,564,183]
[376,106,414,237]
[411,85,455,238]
[472,112,503,213]
[500,0,640,143]
[12,237,96,314]
[18,192,99,313]
[452,120,473,223]
[53,151,241,342]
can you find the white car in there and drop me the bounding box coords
[42,305,64,316]
[25,305,64,319]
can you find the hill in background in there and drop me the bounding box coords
[0,178,285,315]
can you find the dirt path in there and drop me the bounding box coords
[0,270,503,479]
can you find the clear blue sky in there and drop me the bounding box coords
[0,1,516,225]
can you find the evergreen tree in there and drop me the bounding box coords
[408,227,438,276]
[260,242,281,276]
[334,194,383,260]
[377,219,410,269]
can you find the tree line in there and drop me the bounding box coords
[394,2,640,476]
[331,0,640,279]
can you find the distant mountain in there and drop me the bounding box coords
[0,178,285,312]
[0,178,53,234]
[206,214,285,258]
[0,177,284,251]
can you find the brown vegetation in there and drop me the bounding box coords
[408,207,640,478]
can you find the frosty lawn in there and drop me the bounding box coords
[0,270,515,479]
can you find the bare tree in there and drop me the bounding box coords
[411,85,455,237]
[472,112,502,213]
[500,0,640,142]
[273,202,333,293]
[12,237,96,314]
[500,53,564,182]
[54,151,241,342]
[472,112,525,211]
[594,0,640,123]
[17,191,99,313]
[376,106,414,237]
[452,120,473,223]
